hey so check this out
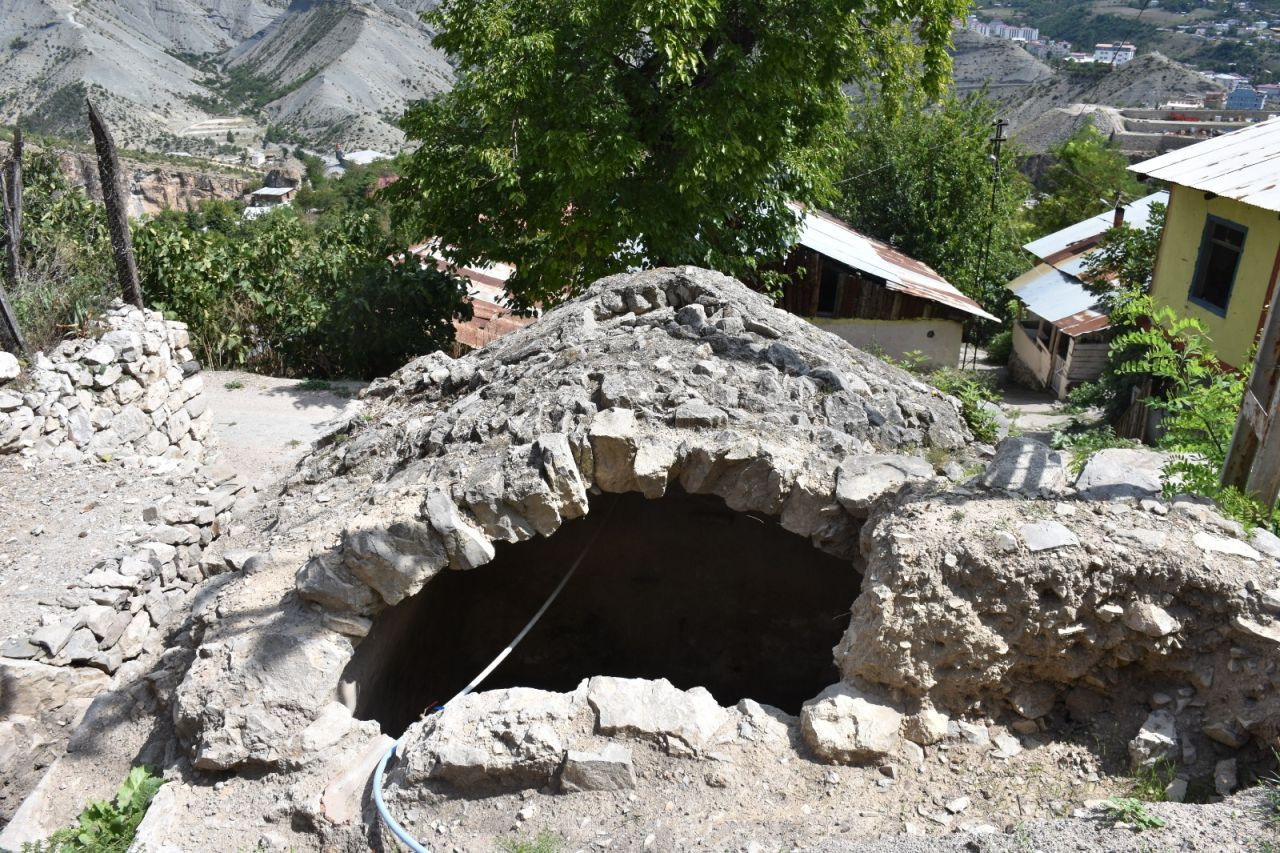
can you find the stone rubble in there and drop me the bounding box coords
[3,268,1279,851]
[0,301,215,464]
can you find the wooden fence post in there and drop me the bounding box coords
[86,99,144,309]
[1222,287,1280,505]
[0,127,28,354]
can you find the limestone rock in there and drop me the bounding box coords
[835,454,934,515]
[800,683,902,764]
[982,437,1069,496]
[1123,601,1180,637]
[587,676,731,755]
[1075,448,1167,500]
[0,351,18,383]
[559,743,636,792]
[1019,520,1079,552]
[392,687,582,789]
[1129,710,1178,768]
[0,658,109,716]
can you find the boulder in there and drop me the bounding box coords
[800,683,902,764]
[558,744,636,792]
[587,676,730,755]
[1075,448,1166,500]
[835,454,934,515]
[0,351,19,383]
[981,437,1069,497]
[1128,710,1178,768]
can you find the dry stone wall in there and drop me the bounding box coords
[0,301,215,464]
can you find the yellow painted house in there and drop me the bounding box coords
[1131,119,1280,369]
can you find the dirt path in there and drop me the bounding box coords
[203,370,364,488]
[0,370,364,646]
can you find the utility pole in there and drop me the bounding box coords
[967,118,1008,369]
[1222,286,1280,505]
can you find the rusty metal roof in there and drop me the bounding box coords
[1006,262,1110,337]
[1130,118,1280,212]
[1023,192,1167,261]
[409,244,534,349]
[791,204,999,322]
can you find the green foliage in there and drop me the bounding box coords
[1081,203,1166,301]
[3,149,114,349]
[986,329,1013,364]
[930,367,1002,444]
[1131,759,1176,803]
[1102,796,1165,830]
[389,0,969,312]
[1028,124,1145,237]
[134,206,471,379]
[891,353,1002,443]
[835,86,1030,323]
[22,767,164,853]
[1050,426,1140,474]
[501,831,564,853]
[4,143,467,379]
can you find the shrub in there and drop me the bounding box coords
[929,367,1002,444]
[23,766,164,852]
[986,328,1013,363]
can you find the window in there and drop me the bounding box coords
[1189,216,1247,314]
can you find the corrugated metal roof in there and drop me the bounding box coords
[791,204,999,322]
[1130,118,1280,212]
[1023,191,1168,261]
[1006,262,1109,336]
[250,186,294,197]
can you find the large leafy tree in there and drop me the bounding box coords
[1029,122,1144,237]
[389,0,969,311]
[833,87,1030,321]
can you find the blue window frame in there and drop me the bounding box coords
[1188,215,1247,316]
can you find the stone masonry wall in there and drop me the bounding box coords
[0,301,215,463]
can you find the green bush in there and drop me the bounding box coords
[22,766,164,853]
[986,329,1013,363]
[929,367,1002,444]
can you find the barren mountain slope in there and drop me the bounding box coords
[0,0,448,151]
[1004,53,1217,150]
[229,0,452,148]
[949,30,1055,94]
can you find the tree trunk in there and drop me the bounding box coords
[0,129,27,354]
[86,99,144,309]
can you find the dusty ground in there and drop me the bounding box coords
[0,371,362,652]
[202,370,363,487]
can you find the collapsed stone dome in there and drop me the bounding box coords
[175,266,973,770]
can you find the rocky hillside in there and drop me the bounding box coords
[1003,53,1218,152]
[0,0,451,151]
[949,29,1055,95]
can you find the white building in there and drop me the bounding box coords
[1093,43,1137,64]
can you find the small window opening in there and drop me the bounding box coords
[1191,217,1246,312]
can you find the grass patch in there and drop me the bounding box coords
[1103,796,1165,831]
[296,378,333,392]
[1130,759,1176,802]
[501,831,563,853]
[223,379,245,391]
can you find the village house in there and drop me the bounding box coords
[1005,192,1168,398]
[778,206,998,368]
[1130,116,1280,370]
[408,244,534,351]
